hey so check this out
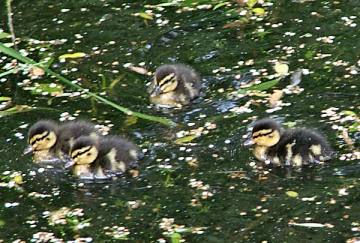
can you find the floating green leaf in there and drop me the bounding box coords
[238,79,280,94]
[58,52,86,61]
[252,7,265,15]
[138,12,153,20]
[0,32,11,39]
[349,122,360,132]
[249,79,279,91]
[175,135,198,144]
[341,110,357,117]
[170,233,181,243]
[0,97,11,102]
[305,50,315,60]
[123,116,138,127]
[247,0,258,8]
[213,2,228,10]
[151,1,179,7]
[286,191,299,198]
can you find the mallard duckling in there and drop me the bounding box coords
[148,64,201,107]
[25,120,99,162]
[66,135,141,179]
[244,118,334,167]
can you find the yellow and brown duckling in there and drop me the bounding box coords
[148,64,201,107]
[244,118,334,167]
[25,120,99,162]
[66,135,141,179]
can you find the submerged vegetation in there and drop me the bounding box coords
[0,0,359,242]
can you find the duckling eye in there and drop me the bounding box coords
[87,153,92,156]
[46,137,50,141]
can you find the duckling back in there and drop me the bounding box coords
[269,128,334,167]
[98,135,142,173]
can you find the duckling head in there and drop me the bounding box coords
[25,120,58,154]
[150,65,179,97]
[244,118,282,147]
[66,136,99,168]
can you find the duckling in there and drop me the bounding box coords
[148,64,201,107]
[244,118,334,167]
[66,135,141,179]
[25,120,99,162]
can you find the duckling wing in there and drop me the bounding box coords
[99,136,141,173]
[275,129,333,166]
[176,64,201,99]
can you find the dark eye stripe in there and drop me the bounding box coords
[72,147,92,159]
[30,131,50,145]
[160,78,175,88]
[253,131,273,139]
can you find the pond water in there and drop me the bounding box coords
[0,0,359,242]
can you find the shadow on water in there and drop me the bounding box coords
[0,0,359,242]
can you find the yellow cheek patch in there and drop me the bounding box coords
[161,80,178,93]
[252,129,273,138]
[30,131,57,151]
[158,73,175,85]
[310,144,322,155]
[253,130,280,147]
[71,146,91,159]
[76,146,98,165]
[29,131,49,144]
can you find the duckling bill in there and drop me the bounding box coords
[148,64,201,107]
[25,120,99,162]
[244,118,334,167]
[66,135,141,179]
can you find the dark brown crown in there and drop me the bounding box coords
[28,120,58,139]
[252,118,281,134]
[71,136,98,152]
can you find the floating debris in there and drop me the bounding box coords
[290,69,302,86]
[274,62,289,76]
[288,221,334,228]
[104,225,130,240]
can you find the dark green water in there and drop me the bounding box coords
[0,0,359,242]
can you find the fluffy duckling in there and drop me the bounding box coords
[25,120,99,162]
[66,135,141,179]
[148,64,201,107]
[244,118,334,167]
